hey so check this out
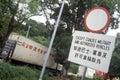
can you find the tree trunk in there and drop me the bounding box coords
[109,75,114,80]
[0,36,4,51]
[6,16,16,39]
[0,15,16,51]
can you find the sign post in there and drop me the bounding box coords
[68,7,113,80]
[82,6,110,80]
[81,67,87,80]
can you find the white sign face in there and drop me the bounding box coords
[84,7,110,33]
[68,31,116,73]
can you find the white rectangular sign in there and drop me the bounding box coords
[68,31,116,73]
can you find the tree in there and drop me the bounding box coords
[26,19,51,38]
[68,63,79,74]
[54,32,72,76]
[108,33,120,80]
[48,0,120,32]
[43,0,120,77]
[13,19,51,46]
[0,0,41,50]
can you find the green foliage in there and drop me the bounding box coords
[109,34,120,78]
[68,63,79,74]
[0,62,39,80]
[114,44,120,54]
[49,0,120,32]
[0,25,8,36]
[109,52,120,77]
[74,76,103,80]
[16,0,41,20]
[31,36,50,47]
[43,71,53,80]
[54,33,72,64]
[0,0,42,49]
[0,0,12,36]
[15,29,27,36]
[26,19,51,38]
[74,76,92,80]
[94,76,104,80]
[0,62,55,80]
[13,26,27,36]
[54,33,72,76]
[13,19,51,46]
[28,1,40,14]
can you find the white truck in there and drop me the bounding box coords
[4,33,62,70]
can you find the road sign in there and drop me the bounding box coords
[84,7,110,33]
[68,31,116,73]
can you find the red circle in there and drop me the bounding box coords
[84,7,110,33]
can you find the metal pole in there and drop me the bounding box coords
[81,66,87,80]
[39,0,65,80]
[26,26,31,38]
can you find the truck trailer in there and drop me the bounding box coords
[1,33,62,71]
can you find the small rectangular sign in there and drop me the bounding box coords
[68,31,116,73]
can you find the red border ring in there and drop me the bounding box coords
[84,7,110,33]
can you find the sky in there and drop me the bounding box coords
[106,28,120,36]
[30,15,55,25]
[30,16,47,24]
[30,16,120,37]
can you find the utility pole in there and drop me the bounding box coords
[39,0,65,80]
[26,26,31,38]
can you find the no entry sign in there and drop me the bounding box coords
[84,7,110,33]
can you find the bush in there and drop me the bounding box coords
[0,62,56,80]
[43,71,54,80]
[0,62,39,80]
[94,76,104,80]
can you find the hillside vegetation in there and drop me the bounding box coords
[0,61,102,80]
[0,61,64,80]
[0,61,55,80]
[0,61,39,80]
